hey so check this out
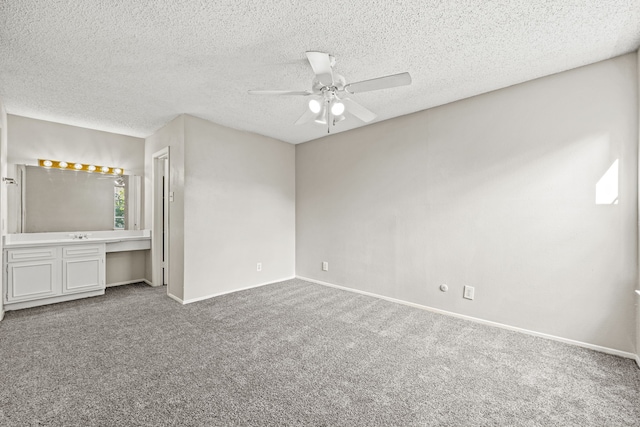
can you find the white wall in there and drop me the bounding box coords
[296,53,638,354]
[7,115,144,174]
[0,98,7,319]
[7,115,147,286]
[144,115,185,299]
[182,115,295,302]
[637,49,640,365]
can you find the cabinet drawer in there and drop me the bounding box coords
[62,245,104,258]
[7,247,57,262]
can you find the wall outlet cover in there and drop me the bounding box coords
[463,285,475,300]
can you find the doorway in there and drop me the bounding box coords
[152,148,170,292]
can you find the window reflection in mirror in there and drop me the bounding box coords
[114,185,125,229]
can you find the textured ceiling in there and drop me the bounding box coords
[1,1,639,144]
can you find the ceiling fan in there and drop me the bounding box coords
[248,51,412,132]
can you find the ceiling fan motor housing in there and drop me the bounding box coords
[312,74,346,95]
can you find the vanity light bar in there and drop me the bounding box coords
[38,159,124,175]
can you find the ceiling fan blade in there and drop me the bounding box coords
[344,72,411,94]
[294,109,317,125]
[248,90,312,96]
[343,98,377,123]
[305,51,334,86]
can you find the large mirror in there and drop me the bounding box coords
[9,165,142,233]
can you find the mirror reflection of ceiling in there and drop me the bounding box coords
[1,1,639,144]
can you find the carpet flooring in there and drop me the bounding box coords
[0,279,638,426]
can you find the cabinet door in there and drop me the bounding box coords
[62,257,104,294]
[7,260,59,302]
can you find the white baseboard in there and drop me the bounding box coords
[635,354,640,369]
[142,279,154,287]
[106,279,148,288]
[296,276,637,361]
[167,292,184,304]
[182,276,296,305]
[0,308,4,321]
[4,289,105,311]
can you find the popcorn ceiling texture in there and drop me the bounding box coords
[0,1,639,143]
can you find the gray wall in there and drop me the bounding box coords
[296,53,638,353]
[7,115,145,175]
[106,251,146,286]
[182,115,295,301]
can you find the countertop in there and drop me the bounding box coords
[3,230,151,249]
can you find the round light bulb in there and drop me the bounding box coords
[88,165,96,172]
[308,99,321,114]
[331,101,345,116]
[42,160,53,167]
[74,163,83,170]
[59,161,68,168]
[114,168,122,175]
[101,166,110,173]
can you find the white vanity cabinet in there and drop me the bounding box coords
[3,230,150,311]
[61,245,105,294]
[6,246,60,303]
[4,243,106,310]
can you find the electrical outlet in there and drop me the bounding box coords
[463,285,475,300]
[322,261,329,271]
[257,262,262,272]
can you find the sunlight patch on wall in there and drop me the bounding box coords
[595,159,618,205]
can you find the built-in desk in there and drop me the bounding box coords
[3,230,151,310]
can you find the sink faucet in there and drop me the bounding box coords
[69,233,91,240]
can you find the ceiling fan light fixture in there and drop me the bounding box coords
[249,51,411,131]
[312,100,328,124]
[308,99,321,114]
[331,101,345,116]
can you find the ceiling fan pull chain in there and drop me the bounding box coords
[327,99,331,133]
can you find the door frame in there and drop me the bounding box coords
[151,147,170,291]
